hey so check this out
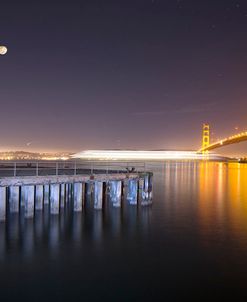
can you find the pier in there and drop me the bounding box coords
[0,161,153,221]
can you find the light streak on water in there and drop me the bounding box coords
[72,150,224,160]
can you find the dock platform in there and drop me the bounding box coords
[0,161,153,221]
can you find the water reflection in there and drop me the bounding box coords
[2,161,247,300]
[0,201,152,261]
[3,161,247,261]
[197,163,247,243]
[153,161,247,251]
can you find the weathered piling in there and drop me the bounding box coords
[65,183,69,203]
[35,185,43,210]
[44,185,49,205]
[94,181,103,209]
[109,180,122,207]
[9,186,19,213]
[50,184,60,214]
[86,182,92,195]
[0,170,153,221]
[82,183,86,208]
[127,179,138,205]
[68,183,73,200]
[21,187,25,207]
[60,184,65,208]
[0,187,6,221]
[140,174,153,205]
[24,185,35,218]
[73,183,83,212]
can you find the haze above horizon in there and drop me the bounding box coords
[1,1,247,156]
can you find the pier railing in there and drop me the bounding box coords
[0,161,147,178]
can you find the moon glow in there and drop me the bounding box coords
[0,46,8,55]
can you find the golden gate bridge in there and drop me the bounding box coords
[199,124,247,153]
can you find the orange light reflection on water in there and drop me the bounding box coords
[198,162,247,246]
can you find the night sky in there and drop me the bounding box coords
[1,0,247,153]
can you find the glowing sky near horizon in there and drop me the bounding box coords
[1,1,247,155]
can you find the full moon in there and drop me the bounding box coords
[0,46,7,55]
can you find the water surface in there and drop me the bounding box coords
[1,161,247,301]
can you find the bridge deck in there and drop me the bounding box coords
[199,132,247,152]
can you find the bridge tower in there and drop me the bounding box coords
[202,123,210,153]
